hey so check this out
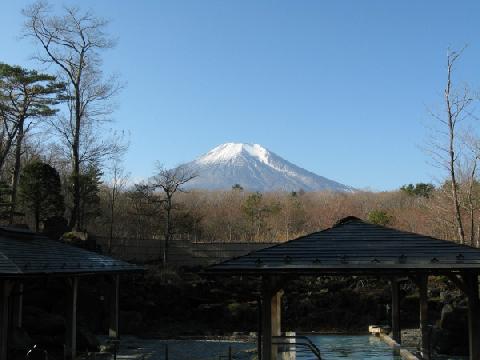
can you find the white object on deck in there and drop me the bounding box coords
[369,325,389,336]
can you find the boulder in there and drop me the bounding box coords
[120,311,143,334]
[78,326,99,352]
[10,327,32,350]
[432,328,468,356]
[431,304,469,355]
[440,304,468,334]
[23,306,65,336]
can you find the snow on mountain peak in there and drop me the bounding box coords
[184,142,354,192]
[198,142,270,165]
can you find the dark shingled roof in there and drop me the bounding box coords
[0,227,141,277]
[209,216,480,275]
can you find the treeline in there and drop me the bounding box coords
[89,181,479,248]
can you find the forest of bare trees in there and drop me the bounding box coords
[92,181,477,247]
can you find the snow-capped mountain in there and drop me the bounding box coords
[182,143,354,192]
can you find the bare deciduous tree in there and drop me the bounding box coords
[105,157,129,253]
[427,48,474,244]
[151,165,197,266]
[23,1,120,230]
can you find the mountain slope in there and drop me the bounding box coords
[183,143,354,192]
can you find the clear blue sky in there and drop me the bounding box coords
[1,1,479,191]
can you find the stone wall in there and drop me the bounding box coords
[95,237,274,266]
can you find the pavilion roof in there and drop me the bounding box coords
[209,216,480,275]
[0,227,141,277]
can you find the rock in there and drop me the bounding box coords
[432,304,469,355]
[43,216,69,240]
[440,304,468,333]
[432,327,468,356]
[78,326,99,352]
[120,311,143,334]
[23,306,65,336]
[10,327,32,350]
[93,353,112,360]
[99,343,115,353]
[61,231,97,250]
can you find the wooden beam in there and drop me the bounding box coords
[0,281,12,360]
[11,282,23,329]
[391,278,401,344]
[108,275,120,338]
[463,273,480,360]
[65,277,78,360]
[417,274,430,360]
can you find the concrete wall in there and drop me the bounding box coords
[95,237,274,266]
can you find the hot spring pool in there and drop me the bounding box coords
[295,334,402,359]
[111,334,405,359]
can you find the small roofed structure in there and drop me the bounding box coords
[209,216,480,360]
[0,227,142,360]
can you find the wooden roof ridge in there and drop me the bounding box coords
[208,216,480,274]
[0,227,142,277]
[342,217,480,250]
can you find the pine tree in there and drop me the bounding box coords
[19,162,64,232]
[77,166,103,231]
[0,63,64,221]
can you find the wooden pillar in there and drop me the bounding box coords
[258,297,262,360]
[11,282,23,329]
[391,278,401,344]
[271,290,283,359]
[417,275,430,359]
[0,281,12,360]
[65,277,78,360]
[463,273,480,360]
[108,275,120,338]
[261,289,272,360]
[261,277,283,360]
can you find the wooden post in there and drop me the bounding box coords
[463,273,480,360]
[391,278,401,344]
[11,282,23,329]
[258,297,262,360]
[261,277,283,360]
[417,275,430,359]
[262,288,272,360]
[65,277,78,360]
[271,290,284,359]
[109,275,120,338]
[0,281,12,360]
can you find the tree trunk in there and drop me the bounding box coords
[0,130,16,173]
[69,83,82,231]
[108,185,116,253]
[34,207,39,233]
[163,195,172,267]
[446,57,465,243]
[10,119,25,224]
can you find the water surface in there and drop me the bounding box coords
[295,335,402,360]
